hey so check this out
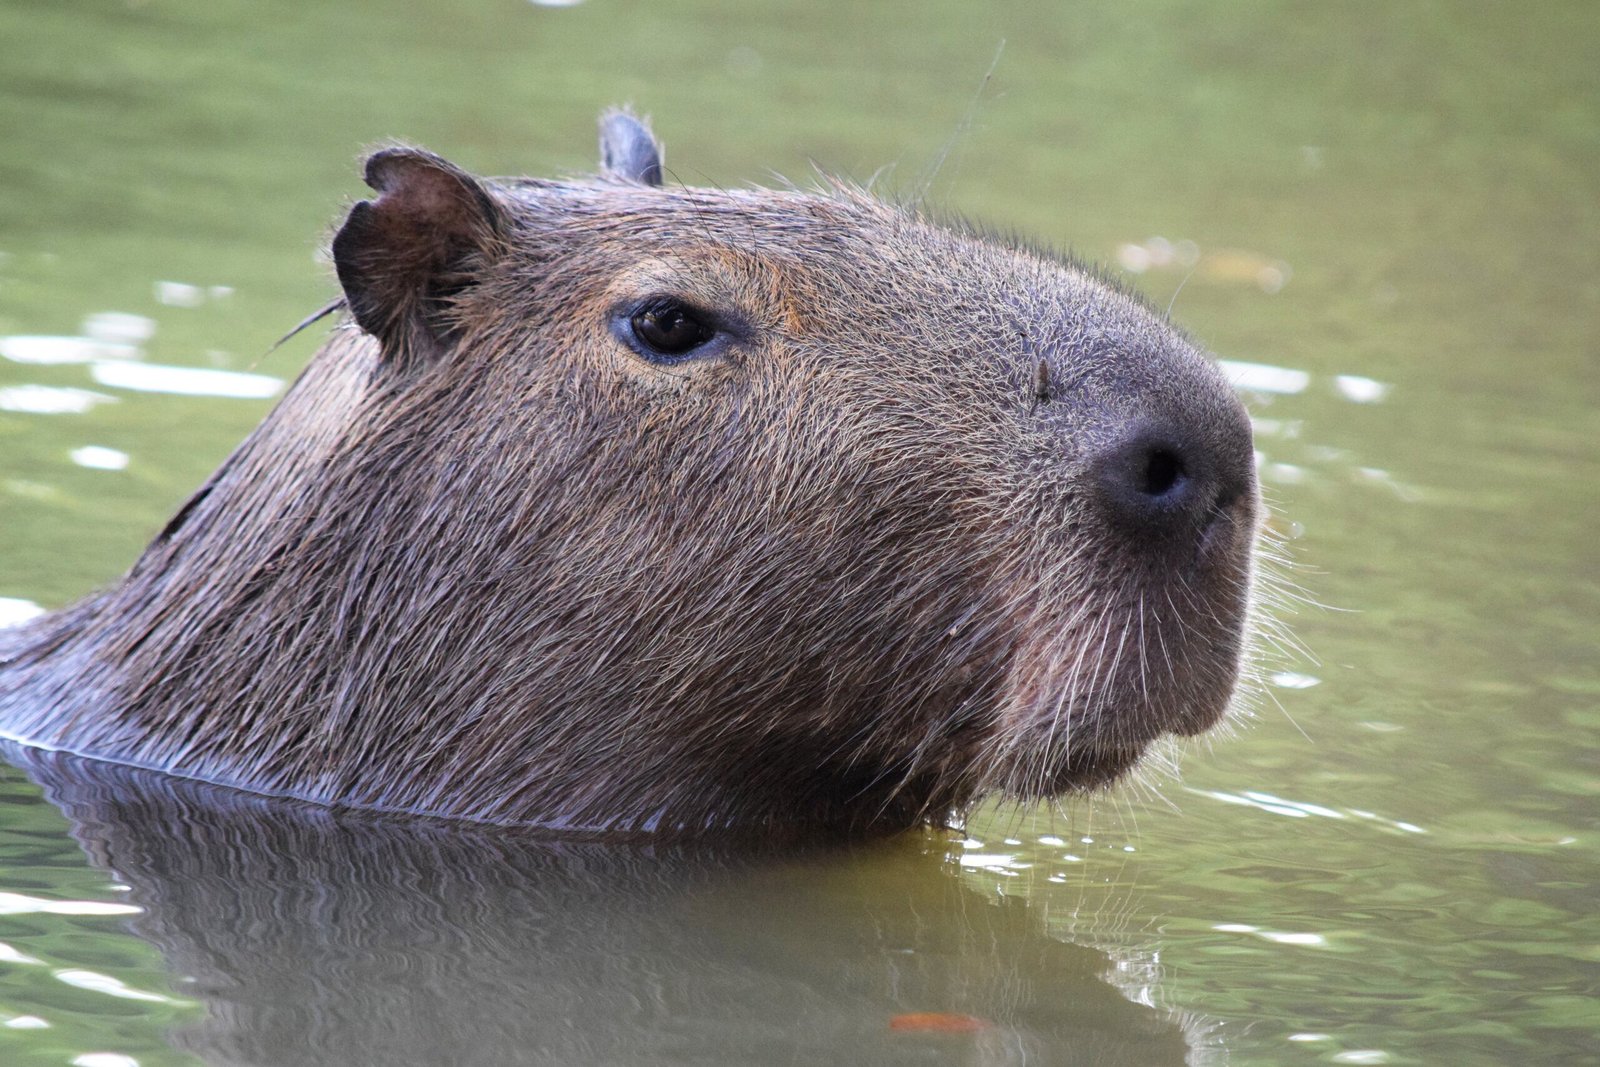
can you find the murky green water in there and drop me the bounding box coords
[1,1,1595,1064]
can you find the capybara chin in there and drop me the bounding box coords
[0,110,1260,840]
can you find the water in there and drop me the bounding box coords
[1,1,1596,1063]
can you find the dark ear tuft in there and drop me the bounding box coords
[331,147,505,366]
[598,108,664,186]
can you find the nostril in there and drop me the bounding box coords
[1091,426,1212,537]
[1138,447,1186,499]
[1086,403,1255,548]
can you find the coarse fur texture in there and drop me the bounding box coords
[0,111,1261,840]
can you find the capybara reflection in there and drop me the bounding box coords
[0,111,1260,839]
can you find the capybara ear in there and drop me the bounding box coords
[332,147,506,367]
[598,108,663,186]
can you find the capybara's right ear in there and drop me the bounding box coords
[598,108,664,186]
[332,148,505,368]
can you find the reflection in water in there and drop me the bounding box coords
[1187,785,1426,836]
[1219,360,1309,396]
[82,312,157,346]
[0,385,117,415]
[1331,376,1387,404]
[86,360,281,400]
[1114,237,1291,295]
[9,747,1211,1067]
[0,336,140,366]
[0,600,45,628]
[69,447,129,471]
[0,300,279,407]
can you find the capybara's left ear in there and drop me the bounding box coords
[332,147,506,367]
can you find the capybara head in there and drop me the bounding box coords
[0,111,1260,840]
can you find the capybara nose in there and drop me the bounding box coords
[1091,420,1248,542]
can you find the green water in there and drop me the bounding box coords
[1,1,1596,1064]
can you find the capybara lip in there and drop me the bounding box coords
[1066,743,1146,791]
[1027,740,1149,798]
[0,108,1263,840]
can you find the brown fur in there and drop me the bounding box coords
[0,113,1260,840]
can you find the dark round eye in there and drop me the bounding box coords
[629,300,716,360]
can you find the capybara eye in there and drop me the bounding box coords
[628,300,717,361]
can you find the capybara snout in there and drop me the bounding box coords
[0,110,1260,839]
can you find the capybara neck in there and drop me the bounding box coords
[0,110,1261,840]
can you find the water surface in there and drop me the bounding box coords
[1,1,1596,1064]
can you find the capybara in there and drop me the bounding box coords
[0,111,1261,839]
